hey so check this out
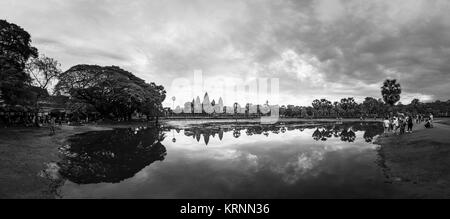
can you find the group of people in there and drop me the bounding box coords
[383,113,434,135]
[1,113,63,127]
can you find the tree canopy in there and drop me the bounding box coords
[381,79,402,106]
[55,65,166,120]
[26,54,62,94]
[0,19,38,69]
[0,19,38,106]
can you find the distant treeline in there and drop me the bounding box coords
[166,97,450,119]
[278,98,450,118]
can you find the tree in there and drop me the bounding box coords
[362,97,379,116]
[138,82,166,121]
[381,79,401,111]
[312,99,333,117]
[320,99,332,117]
[333,101,342,117]
[410,98,421,114]
[312,99,322,117]
[55,65,166,121]
[0,19,38,106]
[339,97,357,117]
[26,55,62,94]
[25,55,63,125]
[376,98,387,115]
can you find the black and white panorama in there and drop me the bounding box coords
[1,0,450,199]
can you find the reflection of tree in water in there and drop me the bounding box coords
[311,123,383,143]
[184,125,285,142]
[363,127,379,142]
[233,129,241,138]
[313,129,322,141]
[312,128,333,141]
[360,123,384,143]
[179,122,383,145]
[58,126,166,184]
[340,129,356,142]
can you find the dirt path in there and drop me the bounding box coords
[375,119,450,198]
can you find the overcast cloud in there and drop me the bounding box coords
[1,0,450,106]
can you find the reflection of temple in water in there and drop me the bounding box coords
[170,122,383,146]
[184,128,225,145]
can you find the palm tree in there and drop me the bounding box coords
[312,99,321,117]
[381,79,401,113]
[320,99,332,117]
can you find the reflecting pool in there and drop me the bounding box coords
[48,122,406,198]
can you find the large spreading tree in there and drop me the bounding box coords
[0,19,38,106]
[55,65,166,120]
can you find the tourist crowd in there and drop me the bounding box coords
[383,113,434,135]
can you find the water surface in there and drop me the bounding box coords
[52,122,404,198]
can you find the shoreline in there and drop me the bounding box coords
[374,119,450,198]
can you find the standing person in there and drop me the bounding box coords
[429,113,434,128]
[49,117,56,135]
[407,115,414,133]
[393,116,399,134]
[399,117,406,135]
[383,117,390,135]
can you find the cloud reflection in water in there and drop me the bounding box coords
[56,122,391,198]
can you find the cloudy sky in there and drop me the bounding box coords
[1,0,450,107]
